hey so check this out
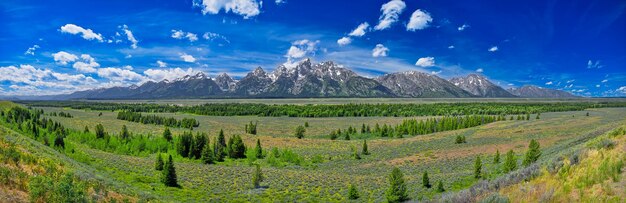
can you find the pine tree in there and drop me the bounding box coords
[348,184,359,200]
[83,125,89,133]
[504,150,517,173]
[304,121,309,128]
[436,180,445,192]
[95,124,105,139]
[295,125,306,139]
[201,139,214,164]
[526,113,530,120]
[535,114,540,119]
[163,127,172,142]
[586,112,590,116]
[493,150,500,164]
[255,139,263,159]
[474,155,482,179]
[213,137,225,162]
[523,139,541,166]
[344,132,350,140]
[120,125,130,140]
[362,140,369,155]
[162,155,177,187]
[386,167,408,203]
[252,164,264,188]
[422,171,431,188]
[228,135,247,159]
[361,123,366,133]
[353,147,361,160]
[155,154,164,170]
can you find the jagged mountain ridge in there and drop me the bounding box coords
[507,85,578,98]
[449,74,516,97]
[60,59,576,99]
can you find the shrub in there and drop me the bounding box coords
[294,125,305,139]
[522,139,541,167]
[348,184,359,200]
[386,167,408,203]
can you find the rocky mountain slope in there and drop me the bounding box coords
[449,74,516,97]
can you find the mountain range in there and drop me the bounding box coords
[36,59,578,100]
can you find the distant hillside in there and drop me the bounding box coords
[507,85,578,98]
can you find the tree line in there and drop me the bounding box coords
[117,111,199,129]
[20,101,626,117]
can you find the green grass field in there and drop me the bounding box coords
[2,100,626,202]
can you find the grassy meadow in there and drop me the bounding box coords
[1,100,625,202]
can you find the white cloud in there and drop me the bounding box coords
[565,84,573,88]
[458,24,469,31]
[157,60,167,68]
[476,68,483,73]
[0,65,98,95]
[171,30,198,42]
[566,79,575,83]
[52,51,78,65]
[97,67,145,81]
[60,24,103,42]
[587,60,602,69]
[374,0,406,30]
[448,45,455,49]
[601,79,608,83]
[337,37,352,46]
[180,53,197,62]
[488,46,498,52]
[596,84,601,88]
[348,22,370,37]
[545,81,553,85]
[372,44,389,57]
[196,0,261,19]
[24,45,40,55]
[121,25,138,49]
[406,9,432,31]
[72,54,100,73]
[431,70,442,75]
[275,0,285,5]
[415,57,435,67]
[143,68,196,82]
[617,86,626,94]
[285,39,319,59]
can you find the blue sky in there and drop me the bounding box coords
[0,0,625,96]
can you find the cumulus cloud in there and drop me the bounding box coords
[24,45,40,56]
[72,54,100,73]
[372,44,389,57]
[0,65,97,95]
[545,81,553,85]
[617,86,626,94]
[488,46,498,52]
[97,67,145,81]
[196,0,261,19]
[337,37,352,46]
[180,53,197,62]
[406,9,432,31]
[52,51,78,65]
[157,60,167,68]
[476,68,484,73]
[348,22,369,37]
[458,24,469,31]
[143,68,196,82]
[374,0,406,30]
[415,57,435,67]
[587,60,602,69]
[448,45,455,49]
[121,25,139,49]
[601,79,608,83]
[275,0,285,4]
[285,39,319,59]
[171,30,198,42]
[60,24,103,42]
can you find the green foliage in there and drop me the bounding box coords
[155,153,164,170]
[163,127,172,142]
[348,184,359,200]
[227,135,246,159]
[422,171,431,188]
[252,164,264,188]
[201,138,215,164]
[83,125,89,133]
[304,121,309,127]
[95,124,105,139]
[120,125,130,140]
[353,147,361,160]
[162,155,178,187]
[295,125,306,139]
[176,131,193,158]
[386,167,408,203]
[245,121,258,135]
[362,140,369,155]
[504,150,517,173]
[523,139,541,167]
[117,111,199,128]
[455,135,467,144]
[474,155,482,179]
[436,180,445,192]
[494,150,500,164]
[255,139,263,159]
